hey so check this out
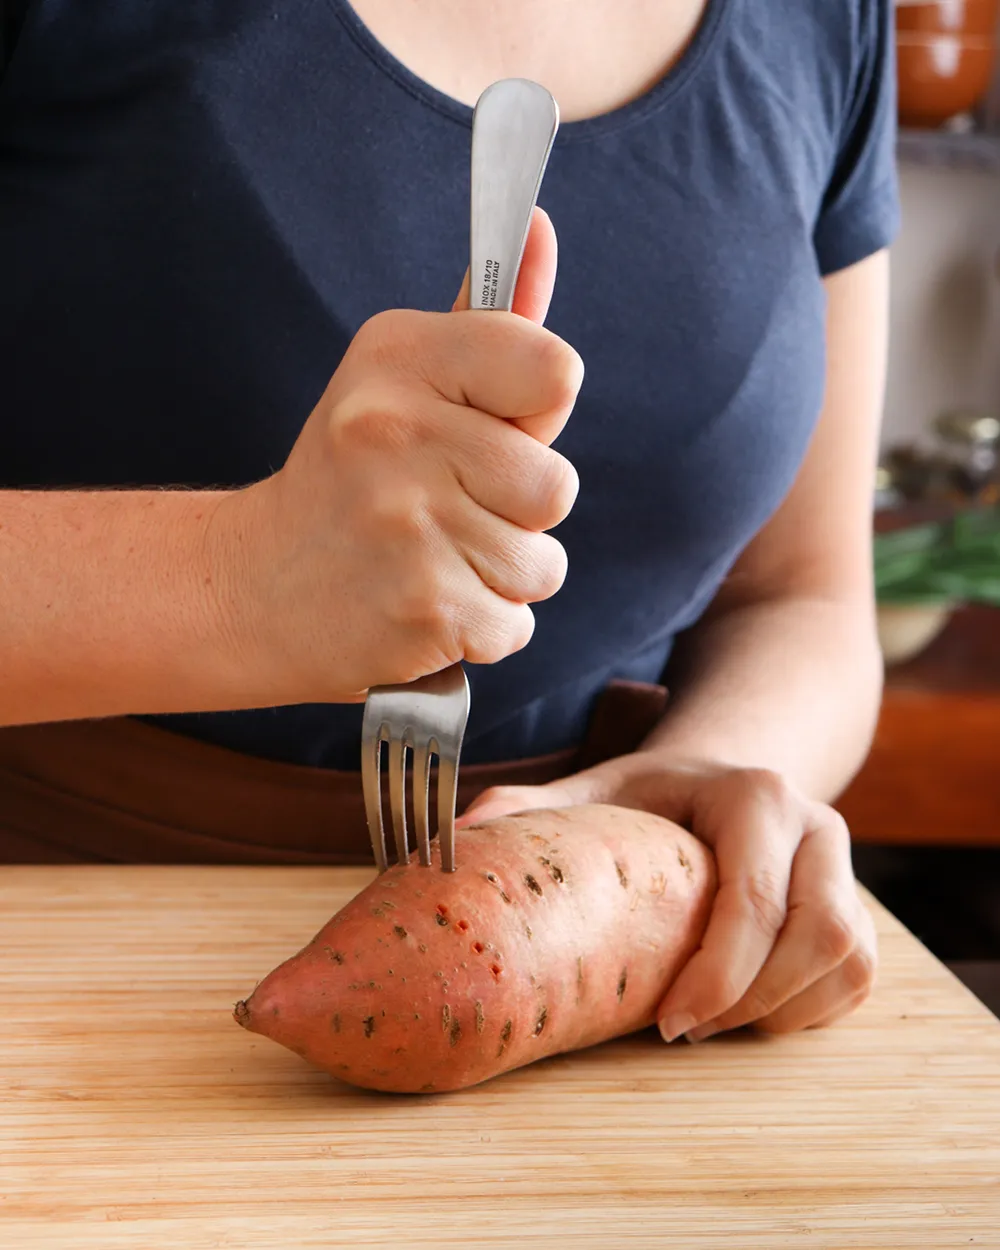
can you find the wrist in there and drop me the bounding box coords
[572,747,741,816]
[640,714,766,779]
[202,476,364,709]
[137,486,259,711]
[197,479,293,708]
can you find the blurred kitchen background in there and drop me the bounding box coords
[846,0,1000,1017]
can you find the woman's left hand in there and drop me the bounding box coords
[457,751,877,1044]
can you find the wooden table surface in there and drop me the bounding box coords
[3,867,1000,1248]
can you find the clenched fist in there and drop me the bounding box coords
[214,209,583,704]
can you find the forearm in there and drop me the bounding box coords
[0,489,257,726]
[646,593,883,802]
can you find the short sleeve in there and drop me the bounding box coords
[813,0,900,276]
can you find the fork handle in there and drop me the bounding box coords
[469,80,559,315]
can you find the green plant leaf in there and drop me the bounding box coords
[873,507,1000,604]
[876,585,957,605]
[873,523,944,562]
[874,551,939,591]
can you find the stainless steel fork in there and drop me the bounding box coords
[360,78,559,874]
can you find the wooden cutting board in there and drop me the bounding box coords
[2,866,999,1248]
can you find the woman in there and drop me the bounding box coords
[0,0,897,1044]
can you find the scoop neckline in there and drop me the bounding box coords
[324,0,734,144]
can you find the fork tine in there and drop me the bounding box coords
[362,663,470,873]
[412,739,433,867]
[436,750,459,873]
[388,736,410,866]
[360,725,388,874]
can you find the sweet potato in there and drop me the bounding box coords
[234,804,716,1092]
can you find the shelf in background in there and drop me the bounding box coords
[838,606,1000,848]
[897,127,1000,172]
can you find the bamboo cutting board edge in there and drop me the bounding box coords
[2,865,999,1249]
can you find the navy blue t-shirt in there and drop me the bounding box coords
[0,0,899,768]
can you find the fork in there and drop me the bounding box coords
[360,78,560,874]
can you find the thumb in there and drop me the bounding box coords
[456,764,612,829]
[452,206,558,325]
[456,780,577,829]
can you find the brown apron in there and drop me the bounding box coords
[0,680,667,864]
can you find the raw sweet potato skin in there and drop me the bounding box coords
[234,804,716,1093]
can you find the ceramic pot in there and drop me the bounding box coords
[876,602,954,665]
[897,32,997,126]
[896,0,1000,38]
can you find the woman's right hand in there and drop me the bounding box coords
[214,209,584,704]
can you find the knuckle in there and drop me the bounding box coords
[814,905,857,964]
[735,984,780,1024]
[475,784,532,812]
[388,551,459,640]
[466,604,535,665]
[540,334,585,410]
[393,578,453,639]
[698,970,746,1020]
[332,388,424,457]
[478,785,512,804]
[465,637,504,666]
[347,311,384,358]
[328,392,381,452]
[526,534,568,602]
[822,807,852,850]
[739,767,793,811]
[482,530,566,605]
[367,482,433,543]
[842,941,878,996]
[535,451,580,528]
[352,308,423,375]
[508,603,537,653]
[741,869,788,939]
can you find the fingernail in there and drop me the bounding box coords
[684,1021,720,1044]
[658,1014,696,1044]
